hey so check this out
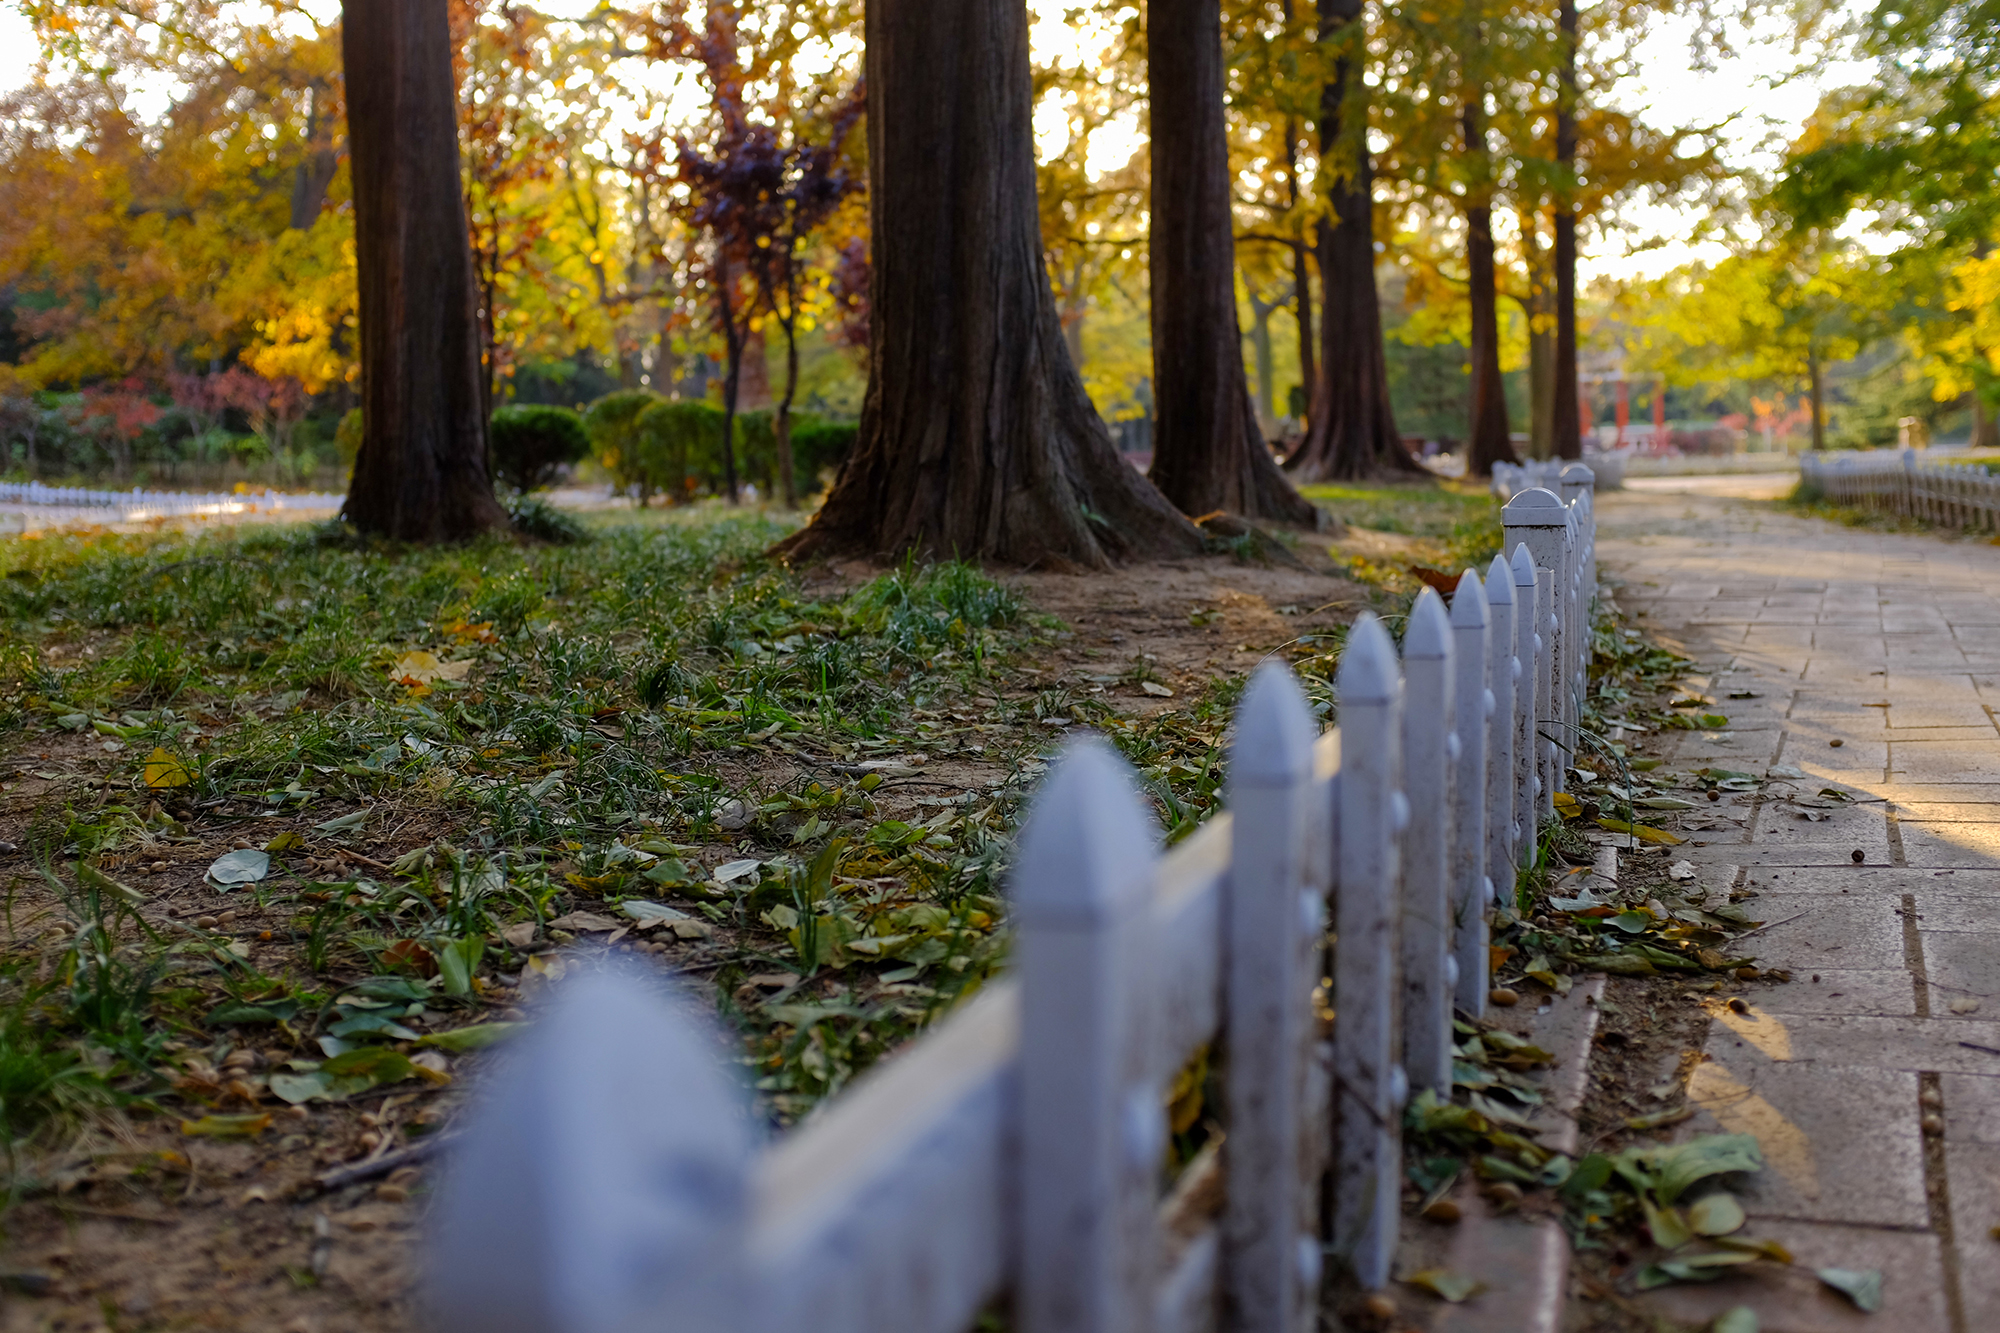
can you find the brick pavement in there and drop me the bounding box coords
[1595,488,2000,1332]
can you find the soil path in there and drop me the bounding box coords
[1591,487,2000,1332]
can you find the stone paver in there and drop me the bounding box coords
[1597,487,2000,1332]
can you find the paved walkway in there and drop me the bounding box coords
[1597,489,2000,1332]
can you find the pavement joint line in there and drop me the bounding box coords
[1922,1069,1970,1333]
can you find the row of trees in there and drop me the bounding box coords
[5,0,1748,555]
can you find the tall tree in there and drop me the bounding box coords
[1285,0,1424,482]
[1146,0,1316,524]
[1550,0,1582,459]
[1463,95,1517,477]
[340,0,509,540]
[778,0,1202,567]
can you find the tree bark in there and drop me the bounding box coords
[715,247,742,503]
[778,0,1202,567]
[1146,0,1317,525]
[1463,99,1517,478]
[1551,0,1582,461]
[1283,116,1315,428]
[1808,342,1827,450]
[1284,0,1424,482]
[340,0,509,542]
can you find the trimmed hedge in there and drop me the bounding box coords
[490,404,589,492]
[582,390,856,503]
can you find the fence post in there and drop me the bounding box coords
[425,967,752,1333]
[1503,487,1570,815]
[1331,613,1404,1291]
[1482,552,1517,933]
[1509,543,1542,866]
[1399,589,1454,1096]
[1451,569,1492,1018]
[1013,738,1161,1333]
[1223,663,1324,1333]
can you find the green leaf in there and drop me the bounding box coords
[417,1022,524,1052]
[1651,1134,1765,1204]
[314,810,368,834]
[1643,1196,1693,1249]
[206,849,270,885]
[272,1046,420,1104]
[207,999,301,1025]
[436,935,486,997]
[1610,910,1655,934]
[1560,1153,1615,1202]
[1712,1308,1759,1333]
[328,1011,421,1041]
[1405,1268,1483,1302]
[1688,1192,1747,1236]
[1816,1268,1883,1312]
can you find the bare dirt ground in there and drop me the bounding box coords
[0,544,1368,1333]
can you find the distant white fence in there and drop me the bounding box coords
[1801,448,2000,531]
[0,480,342,533]
[426,478,1599,1333]
[1494,454,1625,497]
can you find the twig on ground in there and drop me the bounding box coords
[314,1133,456,1191]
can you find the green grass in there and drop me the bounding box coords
[0,505,1330,1145]
[1301,479,1506,575]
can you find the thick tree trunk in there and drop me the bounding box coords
[1464,101,1516,478]
[1246,281,1279,429]
[1285,0,1424,483]
[340,1,509,541]
[715,250,742,503]
[1975,394,1998,450]
[1551,0,1582,461]
[1147,0,1316,525]
[1283,118,1315,428]
[1809,343,1827,450]
[1519,208,1554,458]
[776,281,800,508]
[778,0,1202,567]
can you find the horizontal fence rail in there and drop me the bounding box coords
[1801,448,2000,531]
[0,480,342,533]
[429,477,1600,1333]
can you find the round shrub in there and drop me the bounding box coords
[490,404,590,493]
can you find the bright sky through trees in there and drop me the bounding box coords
[0,0,1872,281]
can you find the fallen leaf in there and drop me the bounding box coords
[1635,797,1700,810]
[713,857,762,884]
[1950,996,1982,1015]
[314,810,367,835]
[417,1022,524,1052]
[1596,818,1684,845]
[1687,1192,1747,1236]
[1553,791,1582,820]
[1139,680,1175,697]
[619,899,692,924]
[390,651,473,686]
[1405,1268,1483,1302]
[546,911,619,933]
[1712,1307,1759,1333]
[206,849,270,885]
[1767,763,1808,779]
[263,831,304,853]
[181,1113,273,1139]
[1643,1197,1693,1249]
[1668,859,1698,881]
[499,921,537,948]
[268,1048,417,1104]
[1815,1267,1883,1312]
[143,746,193,789]
[382,938,438,976]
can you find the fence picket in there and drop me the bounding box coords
[1399,590,1455,1096]
[1451,568,1492,1018]
[1223,663,1327,1333]
[427,968,753,1333]
[1014,740,1163,1333]
[1509,543,1542,864]
[1331,613,1405,1290]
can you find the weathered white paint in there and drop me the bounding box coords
[1222,663,1325,1333]
[1482,552,1518,954]
[1331,613,1404,1291]
[1509,543,1541,866]
[1450,568,1491,1018]
[1014,739,1163,1333]
[1399,590,1454,1095]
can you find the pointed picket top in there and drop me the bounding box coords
[1010,736,1158,928]
[1338,612,1399,705]
[1231,659,1315,787]
[1500,485,1567,526]
[1510,541,1538,588]
[1403,587,1451,661]
[427,963,751,1333]
[1451,569,1487,628]
[1484,553,1514,607]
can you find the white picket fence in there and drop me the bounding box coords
[1492,454,1624,498]
[0,479,342,533]
[1800,448,2000,530]
[425,476,1599,1333]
